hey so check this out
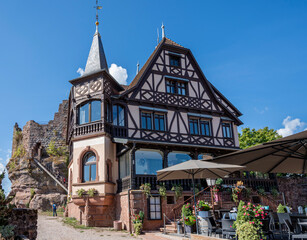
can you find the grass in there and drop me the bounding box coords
[62,217,93,229]
[41,211,64,217]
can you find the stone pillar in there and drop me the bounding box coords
[84,197,90,227]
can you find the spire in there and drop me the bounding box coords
[161,22,165,39]
[84,1,108,75]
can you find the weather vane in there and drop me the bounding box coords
[94,0,103,25]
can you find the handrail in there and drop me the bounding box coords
[172,186,210,220]
[163,213,173,235]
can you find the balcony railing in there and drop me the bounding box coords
[222,177,278,192]
[112,126,128,138]
[74,121,103,137]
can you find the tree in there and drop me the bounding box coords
[239,127,282,149]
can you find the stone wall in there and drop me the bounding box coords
[277,177,307,210]
[7,100,69,210]
[9,208,37,240]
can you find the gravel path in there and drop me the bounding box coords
[36,214,174,240]
[36,214,136,240]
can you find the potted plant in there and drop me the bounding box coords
[140,183,152,198]
[196,200,211,218]
[181,203,196,233]
[157,183,166,199]
[171,184,183,200]
[132,211,144,235]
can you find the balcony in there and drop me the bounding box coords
[74,121,104,137]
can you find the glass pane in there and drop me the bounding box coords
[147,116,152,130]
[119,151,130,178]
[141,115,146,129]
[118,106,125,126]
[135,150,163,175]
[155,117,159,130]
[150,212,156,219]
[156,204,161,211]
[79,103,89,124]
[150,197,155,204]
[156,212,161,219]
[113,105,118,125]
[194,122,198,134]
[83,165,90,182]
[91,164,96,181]
[189,122,194,134]
[155,197,160,204]
[150,205,156,211]
[91,101,101,122]
[85,153,96,163]
[168,152,191,167]
[160,118,165,131]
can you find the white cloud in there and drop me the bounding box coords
[77,68,84,76]
[277,116,306,137]
[109,63,128,85]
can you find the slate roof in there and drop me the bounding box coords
[84,27,108,75]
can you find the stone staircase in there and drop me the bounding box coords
[159,220,177,234]
[33,158,68,193]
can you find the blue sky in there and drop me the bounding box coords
[1,0,307,193]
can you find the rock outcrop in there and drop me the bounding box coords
[7,100,69,211]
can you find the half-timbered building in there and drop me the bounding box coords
[66,21,244,228]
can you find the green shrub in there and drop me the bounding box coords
[47,141,68,157]
[181,202,196,225]
[13,130,23,144]
[196,200,211,211]
[270,188,279,198]
[0,225,15,238]
[134,222,142,235]
[236,221,259,240]
[257,187,266,196]
[12,145,26,158]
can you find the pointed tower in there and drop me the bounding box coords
[84,21,108,75]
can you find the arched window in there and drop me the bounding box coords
[78,100,101,125]
[83,152,97,182]
[113,104,125,126]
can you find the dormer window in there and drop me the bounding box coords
[78,100,101,125]
[170,55,181,67]
[166,80,187,96]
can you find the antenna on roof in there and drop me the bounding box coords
[136,61,140,75]
[161,22,165,38]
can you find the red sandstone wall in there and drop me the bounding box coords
[277,177,307,210]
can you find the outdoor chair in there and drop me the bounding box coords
[284,219,307,240]
[269,212,280,231]
[221,219,236,239]
[278,213,292,236]
[206,216,222,237]
[261,219,274,239]
[298,219,307,233]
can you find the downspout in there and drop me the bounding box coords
[128,142,136,234]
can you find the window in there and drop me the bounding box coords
[154,114,165,131]
[166,80,175,94]
[189,118,212,136]
[135,150,163,175]
[168,152,191,167]
[78,100,101,125]
[83,152,96,182]
[149,196,161,220]
[166,80,187,96]
[167,196,175,205]
[105,101,112,123]
[200,120,211,136]
[189,119,199,135]
[141,112,152,130]
[170,55,181,67]
[222,122,232,138]
[113,105,125,126]
[119,151,130,178]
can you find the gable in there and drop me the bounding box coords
[121,38,242,125]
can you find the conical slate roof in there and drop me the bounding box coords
[84,25,108,75]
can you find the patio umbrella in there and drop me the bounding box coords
[212,130,307,174]
[157,160,245,234]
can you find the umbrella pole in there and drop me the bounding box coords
[192,174,199,234]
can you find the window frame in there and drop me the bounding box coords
[77,100,102,125]
[222,122,233,139]
[141,111,166,132]
[148,195,162,220]
[165,79,188,96]
[82,151,97,183]
[113,104,125,127]
[169,54,181,67]
[189,118,212,137]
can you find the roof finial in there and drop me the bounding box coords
[136,61,140,75]
[161,22,165,39]
[94,0,102,33]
